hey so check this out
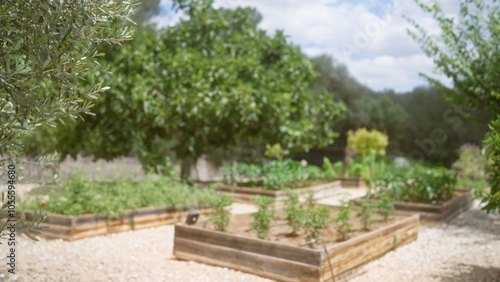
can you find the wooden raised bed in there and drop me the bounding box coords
[22,206,211,241]
[218,181,341,209]
[173,211,419,282]
[364,189,473,222]
[339,178,367,188]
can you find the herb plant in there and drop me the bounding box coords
[335,201,353,241]
[252,196,275,240]
[210,196,233,232]
[322,157,343,180]
[376,194,395,222]
[357,201,375,231]
[284,191,304,236]
[303,206,331,241]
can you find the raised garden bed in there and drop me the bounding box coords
[391,189,472,222]
[218,180,341,209]
[173,209,419,281]
[363,189,473,222]
[339,177,367,188]
[22,207,211,241]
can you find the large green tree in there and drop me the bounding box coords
[408,0,500,212]
[25,0,346,178]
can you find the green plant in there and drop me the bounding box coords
[346,162,368,178]
[322,158,343,180]
[375,194,395,222]
[452,144,489,180]
[347,128,389,157]
[223,163,262,186]
[251,196,275,240]
[304,206,331,241]
[284,191,304,237]
[210,196,233,232]
[457,178,490,199]
[334,202,353,241]
[373,163,457,204]
[20,174,222,219]
[357,201,376,231]
[264,144,290,160]
[262,159,322,190]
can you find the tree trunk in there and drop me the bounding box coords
[180,157,193,181]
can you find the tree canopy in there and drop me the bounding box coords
[408,0,500,212]
[24,0,346,177]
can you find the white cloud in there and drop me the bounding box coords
[155,0,461,92]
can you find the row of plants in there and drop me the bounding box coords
[210,190,395,245]
[222,129,390,190]
[222,159,325,190]
[20,174,222,219]
[369,163,457,204]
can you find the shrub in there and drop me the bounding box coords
[452,143,489,180]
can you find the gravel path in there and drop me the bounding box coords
[1,202,499,282]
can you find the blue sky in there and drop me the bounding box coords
[153,0,459,93]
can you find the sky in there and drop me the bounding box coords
[152,0,460,93]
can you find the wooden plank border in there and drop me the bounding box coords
[173,211,419,281]
[21,207,212,241]
[218,181,342,209]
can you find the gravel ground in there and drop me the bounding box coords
[1,202,499,282]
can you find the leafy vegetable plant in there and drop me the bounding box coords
[357,201,376,231]
[252,196,275,240]
[335,201,353,241]
[284,191,304,236]
[21,174,222,219]
[303,206,331,241]
[210,196,233,232]
[375,194,395,222]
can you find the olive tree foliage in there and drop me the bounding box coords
[23,0,346,179]
[407,0,500,212]
[0,0,137,241]
[0,0,136,161]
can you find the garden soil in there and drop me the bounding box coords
[1,200,499,282]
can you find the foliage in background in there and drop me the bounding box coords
[373,163,457,204]
[209,195,233,232]
[20,174,221,219]
[322,157,343,181]
[482,118,500,211]
[22,0,346,180]
[251,196,275,240]
[408,0,500,212]
[264,144,290,160]
[452,144,489,180]
[223,159,323,190]
[347,128,388,157]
